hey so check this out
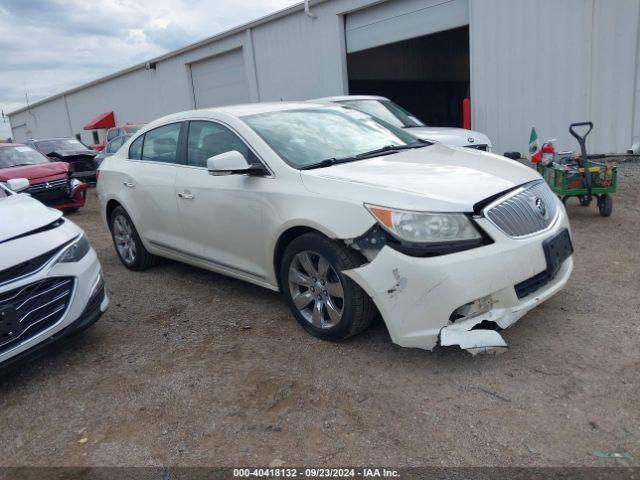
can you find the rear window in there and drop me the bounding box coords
[141,124,181,163]
[0,146,49,168]
[128,135,143,160]
[34,138,88,154]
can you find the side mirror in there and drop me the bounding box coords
[207,150,266,176]
[6,178,30,193]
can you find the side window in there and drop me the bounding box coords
[187,121,255,168]
[141,123,181,164]
[128,135,143,160]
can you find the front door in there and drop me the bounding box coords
[174,120,270,280]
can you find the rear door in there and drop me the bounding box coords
[174,120,269,280]
[119,122,185,251]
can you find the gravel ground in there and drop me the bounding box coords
[1,161,639,468]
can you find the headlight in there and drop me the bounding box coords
[70,178,83,189]
[57,234,91,263]
[365,205,481,244]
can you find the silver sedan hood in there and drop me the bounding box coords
[0,193,63,243]
[406,127,492,148]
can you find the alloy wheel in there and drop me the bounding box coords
[288,250,344,329]
[113,214,137,265]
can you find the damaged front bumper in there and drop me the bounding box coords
[344,209,573,354]
[52,180,87,211]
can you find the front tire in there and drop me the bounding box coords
[280,233,375,341]
[109,206,155,270]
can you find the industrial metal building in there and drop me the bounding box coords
[8,0,640,155]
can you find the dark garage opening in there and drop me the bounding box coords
[347,26,470,128]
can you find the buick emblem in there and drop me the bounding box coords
[468,137,475,143]
[535,197,547,218]
[45,182,51,189]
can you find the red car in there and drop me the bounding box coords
[0,143,87,212]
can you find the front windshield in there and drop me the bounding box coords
[0,146,49,168]
[34,138,88,154]
[243,108,419,168]
[340,100,426,128]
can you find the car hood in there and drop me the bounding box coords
[0,162,68,182]
[406,127,492,147]
[300,143,540,211]
[0,192,63,243]
[48,149,97,158]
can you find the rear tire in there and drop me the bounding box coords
[280,232,375,341]
[109,206,155,270]
[598,194,613,217]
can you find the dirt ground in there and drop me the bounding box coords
[1,161,639,468]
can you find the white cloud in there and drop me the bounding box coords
[0,0,299,139]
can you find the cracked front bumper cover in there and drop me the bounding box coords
[344,209,573,353]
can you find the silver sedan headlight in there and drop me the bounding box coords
[365,204,481,244]
[57,234,91,263]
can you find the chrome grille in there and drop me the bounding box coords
[28,178,68,194]
[0,277,74,352]
[485,181,558,237]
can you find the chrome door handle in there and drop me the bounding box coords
[123,181,135,188]
[178,192,195,199]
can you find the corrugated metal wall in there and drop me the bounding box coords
[470,0,640,155]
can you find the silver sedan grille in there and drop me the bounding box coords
[0,277,74,353]
[485,181,558,238]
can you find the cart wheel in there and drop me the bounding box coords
[598,195,613,217]
[579,196,591,207]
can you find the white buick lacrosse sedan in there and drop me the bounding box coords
[97,102,573,354]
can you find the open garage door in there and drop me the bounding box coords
[345,0,470,128]
[190,49,250,108]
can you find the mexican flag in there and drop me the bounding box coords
[528,127,542,163]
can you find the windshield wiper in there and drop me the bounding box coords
[299,141,430,170]
[354,141,430,158]
[299,157,356,170]
[7,163,37,168]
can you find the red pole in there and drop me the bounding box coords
[462,97,471,130]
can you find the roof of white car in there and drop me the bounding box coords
[215,101,331,116]
[312,95,389,103]
[144,101,358,129]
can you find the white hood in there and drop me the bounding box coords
[406,127,492,148]
[0,193,63,243]
[301,143,539,212]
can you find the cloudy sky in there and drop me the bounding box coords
[0,0,299,139]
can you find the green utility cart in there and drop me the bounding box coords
[537,122,617,217]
